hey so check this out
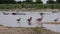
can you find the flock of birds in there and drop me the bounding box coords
[16,12,58,25]
[16,17,43,25]
[2,11,59,25]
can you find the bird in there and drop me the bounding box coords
[37,16,43,22]
[36,16,43,27]
[37,18,42,22]
[27,17,32,25]
[17,18,21,23]
[54,18,58,22]
[40,13,44,16]
[12,12,17,15]
[3,12,9,15]
[52,11,58,13]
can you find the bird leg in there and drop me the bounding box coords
[28,21,31,25]
[17,21,20,23]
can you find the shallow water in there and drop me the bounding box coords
[43,24,60,32]
[0,11,60,32]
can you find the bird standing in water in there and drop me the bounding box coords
[54,18,58,22]
[27,17,32,25]
[36,13,44,27]
[17,18,21,23]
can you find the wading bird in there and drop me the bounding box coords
[40,13,44,16]
[54,18,58,22]
[36,16,43,27]
[3,12,9,15]
[27,17,32,25]
[17,18,21,23]
[37,17,43,22]
[37,13,44,27]
[52,11,58,13]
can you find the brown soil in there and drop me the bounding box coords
[0,26,60,34]
[0,9,60,12]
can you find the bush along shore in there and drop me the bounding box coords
[0,4,60,10]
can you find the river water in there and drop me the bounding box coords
[0,11,60,32]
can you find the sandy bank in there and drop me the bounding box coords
[0,9,60,12]
[0,25,59,34]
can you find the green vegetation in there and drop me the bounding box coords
[36,0,42,3]
[0,4,60,9]
[56,0,60,3]
[21,4,60,9]
[0,4,21,9]
[0,0,60,9]
[0,0,16,4]
[25,0,33,3]
[47,0,56,4]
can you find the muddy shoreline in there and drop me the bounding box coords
[0,25,60,34]
[0,9,60,12]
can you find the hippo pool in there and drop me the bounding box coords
[0,11,60,32]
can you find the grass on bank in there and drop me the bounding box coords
[0,4,60,9]
[0,4,21,9]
